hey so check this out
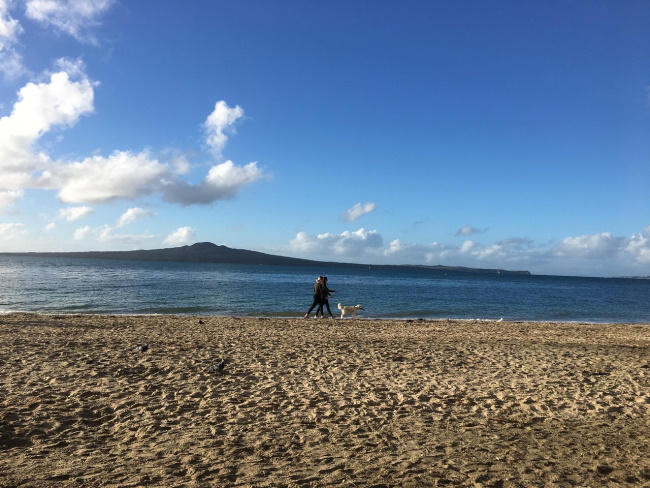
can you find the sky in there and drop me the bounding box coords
[0,0,649,277]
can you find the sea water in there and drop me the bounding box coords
[0,255,648,323]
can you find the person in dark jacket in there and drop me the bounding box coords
[303,276,324,318]
[317,276,336,318]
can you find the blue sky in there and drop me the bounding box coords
[0,0,649,277]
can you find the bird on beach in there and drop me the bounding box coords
[206,359,226,373]
[199,320,205,325]
[133,343,149,353]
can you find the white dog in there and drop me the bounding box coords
[337,303,365,319]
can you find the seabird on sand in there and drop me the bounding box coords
[206,359,226,373]
[134,343,149,353]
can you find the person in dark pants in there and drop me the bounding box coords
[304,276,324,318]
[317,276,336,318]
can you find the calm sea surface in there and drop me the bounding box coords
[0,255,648,323]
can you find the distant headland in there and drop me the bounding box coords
[1,241,531,275]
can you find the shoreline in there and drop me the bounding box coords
[1,313,649,487]
[1,310,648,325]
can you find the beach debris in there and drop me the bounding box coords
[133,343,149,353]
[206,359,226,373]
[199,319,205,324]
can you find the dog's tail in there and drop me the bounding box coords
[337,303,342,310]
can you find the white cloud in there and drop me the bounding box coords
[44,222,56,231]
[25,0,114,43]
[43,150,169,204]
[164,226,196,246]
[58,205,93,221]
[0,189,23,213]
[383,236,540,267]
[288,228,383,258]
[0,222,26,239]
[116,207,156,228]
[384,239,442,263]
[168,152,191,175]
[6,63,94,140]
[0,64,95,194]
[0,1,21,40]
[624,227,650,264]
[341,202,377,222]
[456,225,487,236]
[73,225,90,240]
[551,232,627,258]
[0,46,24,78]
[0,67,263,207]
[459,240,478,254]
[204,101,244,159]
[162,160,265,205]
[96,224,156,245]
[0,0,25,78]
[70,223,156,245]
[380,229,650,275]
[2,0,112,78]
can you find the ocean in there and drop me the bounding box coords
[0,255,648,323]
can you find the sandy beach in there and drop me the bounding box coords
[0,314,649,487]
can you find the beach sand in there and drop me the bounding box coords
[1,313,649,487]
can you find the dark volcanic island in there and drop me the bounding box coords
[2,242,531,275]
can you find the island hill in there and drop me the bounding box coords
[5,242,531,276]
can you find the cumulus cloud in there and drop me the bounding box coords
[2,0,112,77]
[42,150,169,204]
[551,232,627,258]
[288,228,383,258]
[164,226,196,246]
[73,225,90,240]
[383,236,539,267]
[0,1,21,41]
[0,0,24,78]
[25,0,114,43]
[460,238,537,261]
[96,225,156,245]
[456,225,488,236]
[58,205,93,221]
[204,101,244,159]
[44,222,56,231]
[71,223,156,245]
[550,228,650,266]
[341,202,377,222]
[384,239,443,263]
[116,207,156,228]
[381,229,650,274]
[626,227,650,264]
[0,66,264,209]
[162,160,264,205]
[0,189,23,213]
[0,63,95,192]
[0,222,26,239]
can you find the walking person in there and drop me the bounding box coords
[317,276,336,318]
[304,276,324,318]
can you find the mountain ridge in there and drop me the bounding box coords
[1,241,532,275]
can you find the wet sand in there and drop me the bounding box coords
[1,313,649,487]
